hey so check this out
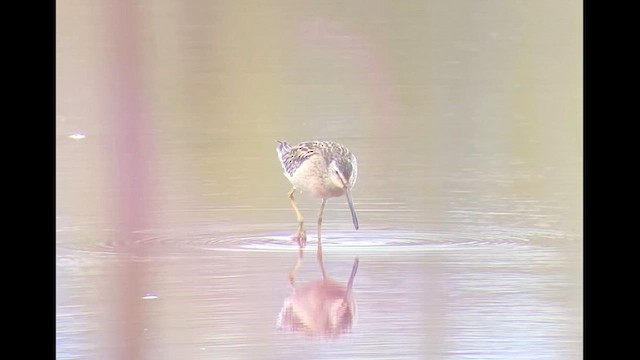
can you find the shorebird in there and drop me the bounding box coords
[276,140,359,281]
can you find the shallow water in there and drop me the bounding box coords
[56,163,582,360]
[57,0,582,358]
[57,225,581,359]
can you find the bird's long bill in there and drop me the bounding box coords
[344,187,359,230]
[340,257,359,307]
[345,257,359,298]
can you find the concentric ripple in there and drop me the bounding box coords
[230,231,449,253]
[56,223,566,260]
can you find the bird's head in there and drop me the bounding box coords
[328,155,359,230]
[328,157,357,190]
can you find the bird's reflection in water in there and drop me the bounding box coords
[277,256,359,338]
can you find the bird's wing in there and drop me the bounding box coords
[279,141,322,177]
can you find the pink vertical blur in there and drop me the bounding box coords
[104,0,154,358]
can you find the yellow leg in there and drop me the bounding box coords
[288,188,306,247]
[288,188,306,285]
[288,244,304,286]
[317,198,327,280]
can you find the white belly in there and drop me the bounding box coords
[286,156,345,199]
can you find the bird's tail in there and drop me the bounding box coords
[276,140,290,158]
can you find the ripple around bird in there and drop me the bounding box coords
[56,223,565,261]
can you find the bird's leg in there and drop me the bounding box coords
[288,188,306,247]
[288,242,304,286]
[317,198,327,280]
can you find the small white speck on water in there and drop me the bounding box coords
[141,293,159,300]
[69,133,86,140]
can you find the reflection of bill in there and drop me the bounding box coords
[277,258,359,338]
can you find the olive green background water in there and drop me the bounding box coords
[57,1,582,359]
